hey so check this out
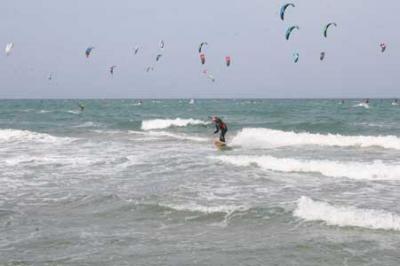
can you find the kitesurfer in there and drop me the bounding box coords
[211,116,228,143]
[78,103,85,112]
[225,56,231,67]
[200,53,206,65]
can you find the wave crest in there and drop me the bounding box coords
[294,196,400,231]
[232,128,400,150]
[158,202,249,215]
[0,129,75,144]
[141,118,209,130]
[212,155,400,180]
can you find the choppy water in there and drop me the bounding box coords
[1,99,400,265]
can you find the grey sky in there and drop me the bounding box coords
[0,0,398,98]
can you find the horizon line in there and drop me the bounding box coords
[0,97,398,101]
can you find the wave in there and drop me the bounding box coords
[158,202,249,215]
[38,110,52,114]
[0,129,76,144]
[232,128,400,150]
[146,131,208,142]
[127,130,208,142]
[67,110,81,115]
[91,129,207,143]
[3,154,101,167]
[356,122,393,129]
[294,196,400,231]
[4,154,139,170]
[67,194,122,209]
[212,155,400,180]
[72,122,102,128]
[141,118,209,130]
[353,103,370,109]
[20,109,34,113]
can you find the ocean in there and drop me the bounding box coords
[1,99,400,265]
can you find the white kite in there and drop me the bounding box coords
[5,42,14,56]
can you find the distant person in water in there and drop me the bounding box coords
[211,116,228,143]
[78,103,85,112]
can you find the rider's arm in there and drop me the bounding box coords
[214,124,219,134]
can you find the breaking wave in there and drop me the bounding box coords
[127,130,208,142]
[232,128,400,150]
[212,155,400,180]
[72,122,102,128]
[146,131,208,142]
[294,196,400,231]
[353,103,370,109]
[66,110,81,115]
[158,202,249,215]
[141,118,209,130]
[0,129,75,144]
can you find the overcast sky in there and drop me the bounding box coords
[0,0,398,98]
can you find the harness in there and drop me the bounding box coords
[217,121,226,130]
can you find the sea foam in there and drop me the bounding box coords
[294,196,400,231]
[212,155,400,180]
[232,128,400,150]
[127,130,208,142]
[147,131,208,142]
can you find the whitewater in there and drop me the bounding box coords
[2,99,400,266]
[212,155,400,180]
[232,128,400,150]
[294,196,400,231]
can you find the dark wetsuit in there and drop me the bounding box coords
[213,118,228,142]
